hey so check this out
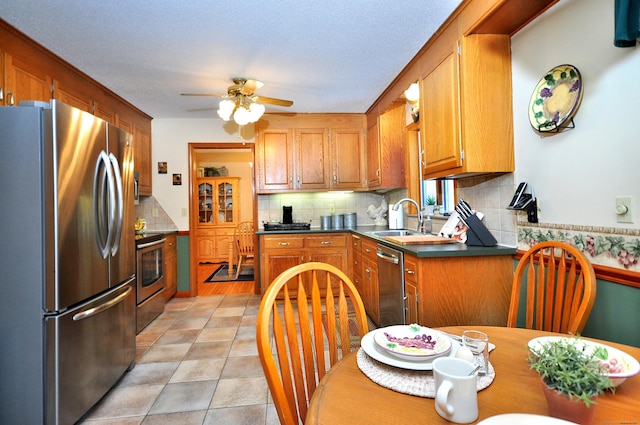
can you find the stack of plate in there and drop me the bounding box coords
[361,324,458,371]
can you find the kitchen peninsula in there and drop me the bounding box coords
[257,227,516,328]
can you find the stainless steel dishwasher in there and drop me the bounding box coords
[376,244,405,326]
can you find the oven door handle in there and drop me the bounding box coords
[137,238,167,250]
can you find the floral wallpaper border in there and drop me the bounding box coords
[517,222,640,271]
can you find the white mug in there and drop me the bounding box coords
[433,357,478,424]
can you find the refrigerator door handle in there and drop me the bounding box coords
[108,153,124,256]
[93,150,117,258]
[72,284,133,321]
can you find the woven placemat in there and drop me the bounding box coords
[356,349,495,398]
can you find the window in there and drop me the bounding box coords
[421,179,455,214]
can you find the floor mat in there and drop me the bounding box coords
[205,263,254,282]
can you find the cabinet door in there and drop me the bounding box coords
[421,45,462,175]
[256,128,294,192]
[4,54,51,105]
[52,79,92,113]
[294,128,330,190]
[377,102,406,189]
[134,123,152,196]
[366,118,381,187]
[331,128,366,189]
[362,255,380,325]
[215,179,238,224]
[196,234,216,262]
[404,256,420,324]
[262,249,302,290]
[164,235,177,300]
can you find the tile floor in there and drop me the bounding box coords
[80,294,280,425]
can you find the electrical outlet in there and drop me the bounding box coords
[615,196,633,223]
[182,208,188,217]
[330,203,335,213]
[152,208,159,218]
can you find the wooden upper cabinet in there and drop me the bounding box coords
[3,53,51,105]
[256,114,366,193]
[420,30,514,179]
[366,116,381,187]
[133,122,152,196]
[53,79,92,113]
[295,128,330,190]
[332,127,366,189]
[255,127,294,192]
[366,102,406,190]
[421,45,462,175]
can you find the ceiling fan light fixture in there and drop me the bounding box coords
[248,102,265,122]
[233,105,251,126]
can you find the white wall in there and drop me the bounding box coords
[511,0,640,229]
[151,118,251,230]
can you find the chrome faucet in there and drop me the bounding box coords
[392,198,426,233]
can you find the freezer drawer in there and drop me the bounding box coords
[45,281,136,425]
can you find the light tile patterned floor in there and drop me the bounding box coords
[80,294,280,425]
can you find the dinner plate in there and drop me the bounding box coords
[361,329,458,370]
[373,325,452,361]
[528,336,640,386]
[528,64,583,132]
[477,413,578,424]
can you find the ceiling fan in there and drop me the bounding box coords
[181,78,293,125]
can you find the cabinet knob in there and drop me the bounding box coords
[405,268,415,275]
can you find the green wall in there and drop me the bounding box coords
[177,235,190,293]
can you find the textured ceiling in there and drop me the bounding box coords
[0,1,462,118]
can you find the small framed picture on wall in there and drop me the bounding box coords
[158,162,168,174]
[172,173,182,185]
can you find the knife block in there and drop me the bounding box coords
[464,214,497,247]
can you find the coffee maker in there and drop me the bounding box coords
[282,206,293,224]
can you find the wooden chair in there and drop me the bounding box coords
[256,262,369,425]
[233,221,254,279]
[507,241,596,335]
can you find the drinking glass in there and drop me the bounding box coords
[461,330,489,374]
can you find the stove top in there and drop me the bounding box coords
[263,222,311,231]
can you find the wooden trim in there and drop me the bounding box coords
[514,250,640,289]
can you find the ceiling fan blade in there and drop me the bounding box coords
[254,96,293,107]
[240,79,264,96]
[180,93,227,97]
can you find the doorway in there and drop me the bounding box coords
[188,143,258,296]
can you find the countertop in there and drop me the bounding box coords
[256,226,517,258]
[135,230,178,246]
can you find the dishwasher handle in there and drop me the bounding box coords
[376,249,399,264]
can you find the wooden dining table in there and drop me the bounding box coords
[305,326,640,424]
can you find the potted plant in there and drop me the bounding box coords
[424,195,436,216]
[528,337,614,424]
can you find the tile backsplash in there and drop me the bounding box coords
[135,196,178,232]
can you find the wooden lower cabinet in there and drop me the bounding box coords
[403,256,419,324]
[260,233,348,295]
[195,227,234,263]
[361,238,380,325]
[405,253,513,327]
[349,234,363,297]
[164,234,177,300]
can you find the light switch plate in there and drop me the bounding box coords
[616,196,633,223]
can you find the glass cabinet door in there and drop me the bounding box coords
[217,181,233,223]
[198,183,213,223]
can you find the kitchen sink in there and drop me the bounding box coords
[367,230,421,237]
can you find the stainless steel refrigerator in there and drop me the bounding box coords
[0,100,136,424]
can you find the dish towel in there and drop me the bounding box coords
[356,346,495,398]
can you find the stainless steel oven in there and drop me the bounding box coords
[136,235,166,333]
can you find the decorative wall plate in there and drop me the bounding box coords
[528,64,583,132]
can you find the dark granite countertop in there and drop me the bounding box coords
[256,226,517,258]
